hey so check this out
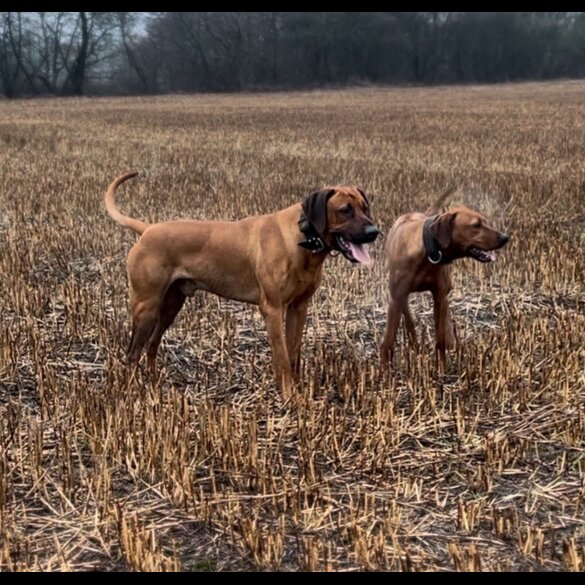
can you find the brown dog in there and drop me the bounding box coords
[105,173,379,398]
[380,188,509,366]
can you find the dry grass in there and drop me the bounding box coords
[1,81,584,571]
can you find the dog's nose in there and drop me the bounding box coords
[363,224,380,242]
[499,233,509,247]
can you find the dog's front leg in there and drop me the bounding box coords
[432,290,454,366]
[261,301,293,399]
[286,298,310,381]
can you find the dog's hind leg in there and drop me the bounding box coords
[146,281,187,377]
[380,293,406,369]
[128,296,162,366]
[125,248,174,367]
[126,280,168,368]
[444,310,456,351]
[402,302,418,350]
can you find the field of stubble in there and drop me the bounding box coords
[1,82,584,571]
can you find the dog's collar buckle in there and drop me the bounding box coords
[298,214,327,253]
[299,237,326,253]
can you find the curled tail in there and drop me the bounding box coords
[426,184,458,215]
[105,172,149,235]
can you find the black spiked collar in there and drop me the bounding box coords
[298,211,329,253]
[423,215,449,265]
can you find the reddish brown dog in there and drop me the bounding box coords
[105,173,379,398]
[380,188,509,366]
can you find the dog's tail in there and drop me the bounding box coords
[105,172,149,236]
[426,184,458,215]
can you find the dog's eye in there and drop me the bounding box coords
[473,221,481,228]
[340,205,353,215]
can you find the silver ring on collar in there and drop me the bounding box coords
[428,251,442,264]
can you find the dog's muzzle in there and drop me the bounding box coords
[348,224,380,245]
[334,224,379,265]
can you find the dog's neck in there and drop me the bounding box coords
[297,211,329,254]
[423,215,451,265]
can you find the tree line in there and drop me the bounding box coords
[1,12,584,98]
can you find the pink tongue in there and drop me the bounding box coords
[348,242,372,265]
[487,250,496,262]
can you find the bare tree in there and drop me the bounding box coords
[61,12,118,95]
[117,12,149,92]
[0,12,25,97]
[26,12,77,94]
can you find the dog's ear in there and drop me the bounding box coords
[432,212,457,249]
[356,188,369,207]
[303,189,336,235]
[356,188,372,217]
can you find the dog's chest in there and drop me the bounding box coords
[412,265,449,293]
[283,268,320,301]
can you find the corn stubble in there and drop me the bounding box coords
[1,83,584,571]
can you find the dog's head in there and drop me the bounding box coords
[302,186,379,264]
[430,205,509,263]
